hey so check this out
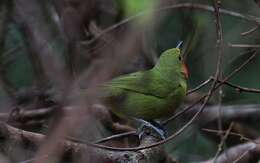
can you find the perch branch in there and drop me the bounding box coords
[0,122,173,163]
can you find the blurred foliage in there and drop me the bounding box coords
[123,0,155,16]
[4,23,33,88]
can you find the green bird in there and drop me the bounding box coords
[101,43,188,132]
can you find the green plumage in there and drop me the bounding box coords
[102,48,187,120]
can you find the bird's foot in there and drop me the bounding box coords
[135,118,167,140]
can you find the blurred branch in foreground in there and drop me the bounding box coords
[0,0,16,99]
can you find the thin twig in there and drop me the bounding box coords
[68,131,137,144]
[213,122,234,162]
[188,76,260,94]
[161,96,204,125]
[224,52,256,79]
[219,80,260,93]
[94,131,136,144]
[202,128,256,143]
[240,26,259,36]
[19,155,50,163]
[161,76,216,125]
[232,148,254,163]
[229,43,260,48]
[187,76,214,95]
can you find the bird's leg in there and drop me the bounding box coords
[150,120,168,137]
[134,118,167,140]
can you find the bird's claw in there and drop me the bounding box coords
[135,119,167,140]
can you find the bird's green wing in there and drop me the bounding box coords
[102,69,180,98]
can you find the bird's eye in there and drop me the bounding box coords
[178,56,181,60]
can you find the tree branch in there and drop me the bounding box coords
[0,122,174,163]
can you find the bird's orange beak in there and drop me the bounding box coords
[182,63,189,79]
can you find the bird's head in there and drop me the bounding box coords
[155,47,189,79]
